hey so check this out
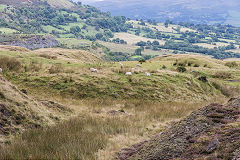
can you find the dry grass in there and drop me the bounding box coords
[0,45,30,52]
[113,32,165,45]
[0,115,135,160]
[193,42,228,49]
[35,48,102,63]
[0,97,228,160]
[225,61,239,68]
[0,56,21,72]
[211,80,239,97]
[49,63,64,74]
[212,71,232,79]
[39,54,57,60]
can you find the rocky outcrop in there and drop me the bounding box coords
[9,35,59,50]
[117,98,240,160]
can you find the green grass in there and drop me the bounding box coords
[0,4,7,12]
[0,28,17,34]
[0,115,135,160]
[42,25,64,33]
[57,38,91,47]
[60,22,85,31]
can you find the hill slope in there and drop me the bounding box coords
[117,97,240,159]
[0,76,71,142]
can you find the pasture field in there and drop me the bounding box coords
[112,32,165,45]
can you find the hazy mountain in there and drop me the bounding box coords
[75,0,240,26]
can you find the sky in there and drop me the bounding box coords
[73,0,104,4]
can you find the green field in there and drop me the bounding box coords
[0,28,18,34]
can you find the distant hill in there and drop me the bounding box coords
[0,0,76,9]
[77,0,240,26]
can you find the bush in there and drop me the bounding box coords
[162,65,167,69]
[139,59,146,63]
[203,64,208,68]
[176,66,187,73]
[198,76,208,83]
[177,62,187,67]
[0,56,21,72]
[193,64,200,67]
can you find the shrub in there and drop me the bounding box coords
[0,56,21,72]
[139,59,146,63]
[198,76,208,83]
[176,66,187,73]
[203,64,208,68]
[177,62,186,67]
[49,64,63,74]
[212,71,232,79]
[162,65,167,69]
[187,62,193,66]
[193,64,200,67]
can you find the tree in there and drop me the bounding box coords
[70,26,81,34]
[152,40,159,46]
[95,33,103,40]
[135,48,142,55]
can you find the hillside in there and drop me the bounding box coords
[1,1,240,159]
[0,46,240,159]
[0,75,71,142]
[0,45,240,102]
[117,97,240,159]
[80,0,240,26]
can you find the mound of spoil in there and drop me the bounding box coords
[117,98,240,160]
[9,35,59,50]
[0,77,71,142]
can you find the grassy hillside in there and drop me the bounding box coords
[0,75,71,143]
[0,46,239,159]
[0,46,240,101]
[1,1,240,159]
